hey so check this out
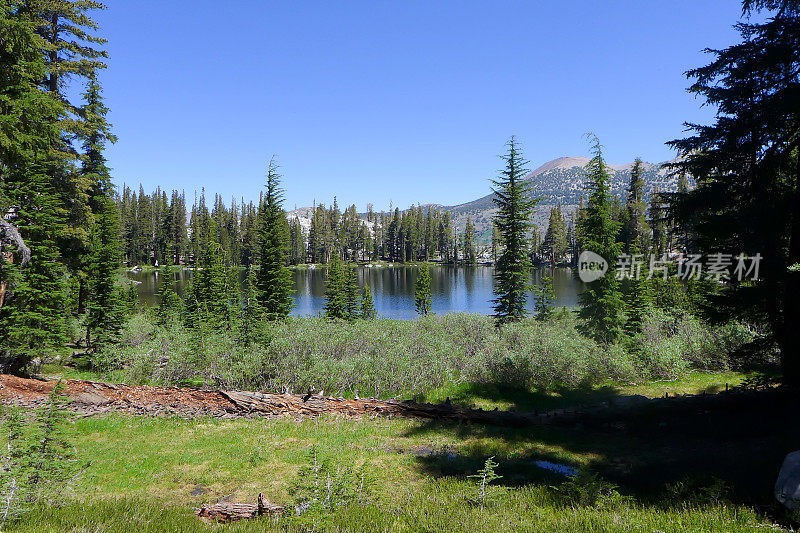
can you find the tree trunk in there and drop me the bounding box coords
[780,151,800,388]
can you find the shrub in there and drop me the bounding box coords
[0,383,82,527]
[100,311,750,399]
[551,469,629,509]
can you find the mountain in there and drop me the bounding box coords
[442,156,681,243]
[287,156,683,245]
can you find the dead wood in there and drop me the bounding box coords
[196,493,284,523]
[0,218,30,266]
[0,374,549,425]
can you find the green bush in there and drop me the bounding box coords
[635,310,754,379]
[99,311,750,398]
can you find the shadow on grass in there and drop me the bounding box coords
[415,381,624,413]
[404,380,800,509]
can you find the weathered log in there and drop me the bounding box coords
[196,493,284,523]
[0,374,549,425]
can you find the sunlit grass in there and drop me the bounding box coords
[7,413,785,532]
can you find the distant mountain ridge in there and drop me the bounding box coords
[287,156,682,244]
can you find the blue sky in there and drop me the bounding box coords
[96,1,745,211]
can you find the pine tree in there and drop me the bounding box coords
[33,1,109,309]
[491,136,537,324]
[359,285,377,319]
[624,158,649,256]
[491,225,501,263]
[0,5,68,372]
[255,159,294,320]
[577,137,626,343]
[236,266,261,345]
[26,381,77,501]
[81,73,121,350]
[667,0,800,385]
[621,158,651,334]
[185,220,228,328]
[534,269,556,321]
[344,263,359,319]
[463,217,477,264]
[324,254,347,319]
[85,197,122,349]
[541,205,568,264]
[156,259,180,326]
[414,266,432,316]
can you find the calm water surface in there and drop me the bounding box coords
[127,265,584,320]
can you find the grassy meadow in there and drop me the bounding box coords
[9,404,797,532]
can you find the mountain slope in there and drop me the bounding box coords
[287,156,683,245]
[443,157,680,242]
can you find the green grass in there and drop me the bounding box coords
[7,403,795,532]
[39,363,107,382]
[13,493,774,532]
[420,370,763,412]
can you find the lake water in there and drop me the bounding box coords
[127,265,584,320]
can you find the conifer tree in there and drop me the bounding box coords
[324,254,347,319]
[463,217,477,264]
[26,381,77,500]
[414,266,432,316]
[33,1,109,308]
[185,221,228,328]
[621,158,651,334]
[491,136,537,324]
[359,285,377,319]
[667,0,800,384]
[81,73,121,350]
[491,225,500,263]
[156,259,180,326]
[0,4,68,372]
[85,197,122,349]
[624,159,649,256]
[238,266,262,345]
[541,205,568,265]
[256,159,294,320]
[577,137,626,343]
[345,264,359,319]
[534,269,556,321]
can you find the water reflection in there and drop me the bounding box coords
[127,265,584,320]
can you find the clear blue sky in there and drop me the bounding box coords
[96,1,745,211]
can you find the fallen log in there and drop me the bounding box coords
[196,493,284,523]
[2,373,761,426]
[0,374,549,425]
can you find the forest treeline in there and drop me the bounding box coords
[116,186,479,267]
[114,162,684,270]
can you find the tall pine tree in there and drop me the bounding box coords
[667,0,800,385]
[255,159,294,320]
[491,136,537,324]
[0,3,68,372]
[577,137,626,343]
[324,253,347,319]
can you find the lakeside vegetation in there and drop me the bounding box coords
[81,311,755,401]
